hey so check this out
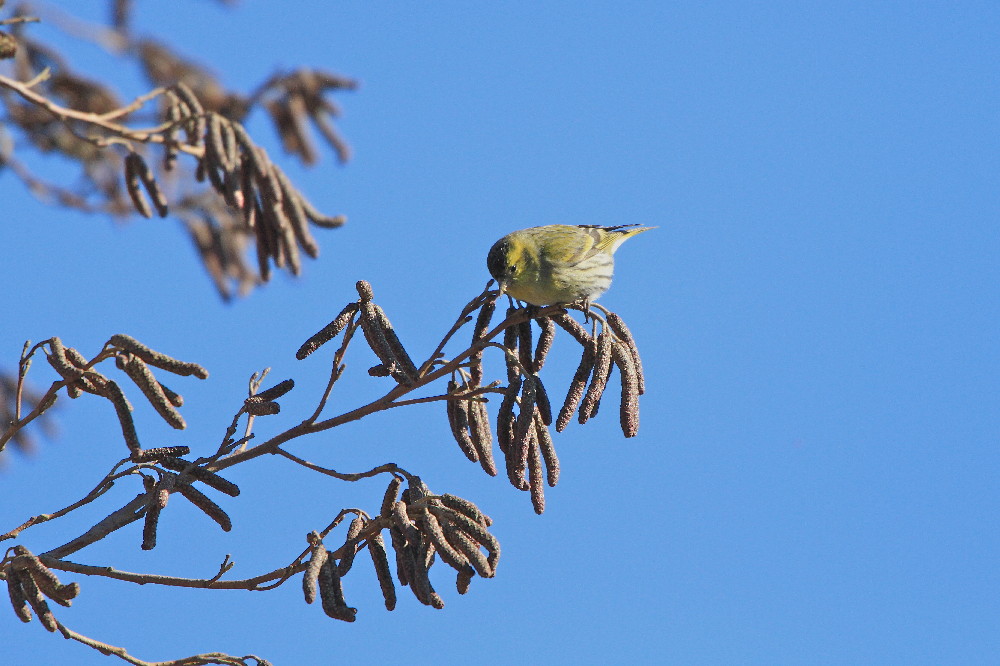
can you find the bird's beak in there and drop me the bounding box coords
[496,280,508,296]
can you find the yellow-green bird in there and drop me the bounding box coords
[487,224,655,306]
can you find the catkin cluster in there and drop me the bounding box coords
[121,83,346,281]
[299,477,499,621]
[4,546,79,633]
[445,296,646,514]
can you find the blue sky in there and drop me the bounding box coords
[2,1,998,664]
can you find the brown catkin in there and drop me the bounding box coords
[355,279,374,302]
[506,376,536,488]
[337,516,366,576]
[46,338,80,380]
[550,311,593,346]
[125,151,168,218]
[535,413,560,487]
[10,548,69,607]
[533,316,556,372]
[440,520,492,578]
[141,495,161,550]
[131,446,190,462]
[161,93,181,171]
[516,318,533,375]
[302,540,328,605]
[373,304,419,381]
[6,566,32,623]
[579,331,613,424]
[158,457,241,497]
[124,151,152,218]
[496,376,521,454]
[612,340,640,437]
[556,338,597,432]
[109,335,209,379]
[175,483,232,531]
[469,297,497,386]
[103,380,140,454]
[359,302,408,384]
[171,82,205,146]
[204,113,228,195]
[439,494,493,527]
[428,505,500,573]
[391,501,420,548]
[404,542,437,607]
[273,167,320,257]
[17,569,56,631]
[296,303,359,360]
[255,378,295,401]
[502,307,520,383]
[381,476,403,517]
[456,568,474,595]
[158,382,184,407]
[527,429,545,515]
[244,399,280,416]
[446,381,478,462]
[534,374,552,426]
[607,312,646,395]
[156,475,173,509]
[318,556,357,621]
[121,354,186,429]
[419,508,470,573]
[388,524,411,587]
[367,533,396,610]
[468,398,498,476]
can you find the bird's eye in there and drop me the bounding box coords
[508,263,517,274]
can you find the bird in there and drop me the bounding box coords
[486,224,654,307]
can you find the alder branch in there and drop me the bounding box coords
[57,621,270,666]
